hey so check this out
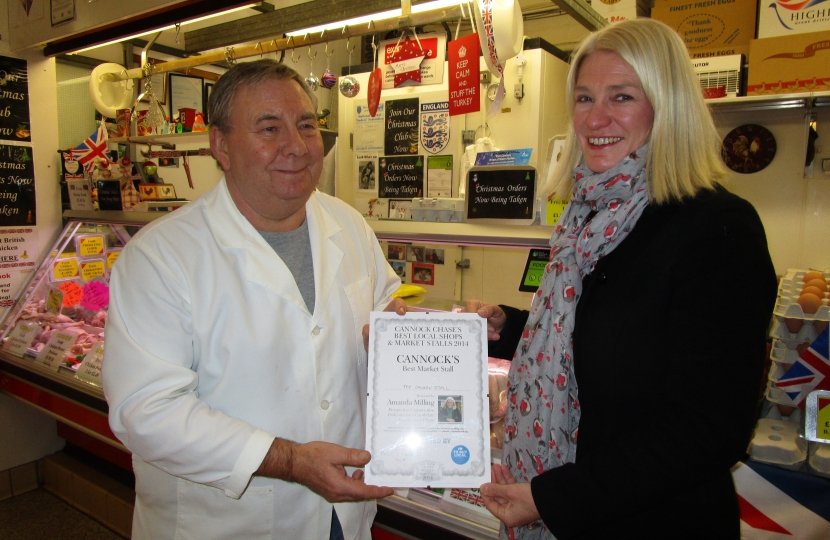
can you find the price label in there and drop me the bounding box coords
[35,329,81,371]
[2,322,38,357]
[106,250,121,269]
[77,236,105,257]
[58,281,83,307]
[805,390,830,443]
[80,260,106,282]
[52,258,79,280]
[81,280,109,311]
[75,341,104,386]
[46,288,64,316]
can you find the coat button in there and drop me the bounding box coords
[312,326,321,335]
[320,400,330,410]
[597,271,607,283]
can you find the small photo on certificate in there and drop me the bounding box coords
[437,396,463,423]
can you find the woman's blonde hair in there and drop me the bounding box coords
[546,18,727,204]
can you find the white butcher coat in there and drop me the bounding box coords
[103,177,400,540]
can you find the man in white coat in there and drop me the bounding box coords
[103,60,404,540]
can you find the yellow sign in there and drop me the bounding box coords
[52,258,79,280]
[546,197,570,226]
[80,260,106,282]
[106,251,120,269]
[78,236,105,257]
[818,397,830,442]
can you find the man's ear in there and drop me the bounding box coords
[209,126,231,171]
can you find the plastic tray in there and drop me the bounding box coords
[748,418,807,470]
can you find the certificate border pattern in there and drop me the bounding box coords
[368,316,487,480]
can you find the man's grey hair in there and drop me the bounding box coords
[208,59,318,134]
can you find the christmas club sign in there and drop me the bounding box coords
[385,98,420,156]
[0,56,31,143]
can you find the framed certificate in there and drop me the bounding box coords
[168,73,204,117]
[364,311,491,488]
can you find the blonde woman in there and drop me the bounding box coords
[467,19,776,539]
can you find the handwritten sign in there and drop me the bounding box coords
[0,144,36,226]
[58,280,83,307]
[81,280,109,311]
[466,166,536,223]
[384,98,419,156]
[0,56,31,143]
[448,33,480,116]
[2,321,38,357]
[75,342,104,386]
[379,155,424,198]
[35,329,81,371]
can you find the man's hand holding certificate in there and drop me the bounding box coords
[364,311,491,488]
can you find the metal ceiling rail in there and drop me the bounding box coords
[102,3,466,83]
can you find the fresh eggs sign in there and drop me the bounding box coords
[0,57,31,143]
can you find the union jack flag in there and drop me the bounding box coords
[776,325,830,407]
[450,488,485,507]
[70,123,110,174]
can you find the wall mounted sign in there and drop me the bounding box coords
[722,124,776,174]
[448,32,480,117]
[466,166,536,224]
[0,56,31,143]
[379,155,424,198]
[385,98,419,156]
[420,102,449,155]
[0,144,36,225]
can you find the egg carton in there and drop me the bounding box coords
[770,317,820,345]
[774,269,830,321]
[761,395,802,423]
[765,379,798,408]
[761,399,803,424]
[808,442,830,479]
[770,338,803,365]
[748,418,807,470]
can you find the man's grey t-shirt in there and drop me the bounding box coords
[258,219,315,313]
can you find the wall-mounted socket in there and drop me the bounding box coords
[480,71,490,84]
[462,130,476,145]
[514,83,524,99]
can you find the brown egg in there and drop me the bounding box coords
[803,271,825,283]
[816,320,829,335]
[806,278,828,292]
[798,293,823,314]
[777,403,797,417]
[784,317,804,334]
[796,341,811,355]
[801,286,826,300]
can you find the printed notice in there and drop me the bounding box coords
[35,329,81,371]
[365,311,491,488]
[2,321,37,357]
[75,342,104,386]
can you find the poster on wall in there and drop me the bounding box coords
[426,155,453,198]
[0,228,38,318]
[420,102,449,155]
[385,98,419,156]
[355,103,384,153]
[356,153,378,191]
[0,144,36,226]
[379,155,424,199]
[0,56,32,143]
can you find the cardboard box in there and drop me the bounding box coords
[758,0,830,38]
[747,30,830,95]
[651,0,757,57]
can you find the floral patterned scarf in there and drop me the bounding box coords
[502,145,650,539]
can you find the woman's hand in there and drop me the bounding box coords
[462,300,507,341]
[480,464,541,528]
[362,298,407,351]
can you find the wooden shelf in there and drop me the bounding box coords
[369,219,554,249]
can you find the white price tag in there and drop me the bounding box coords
[2,322,38,358]
[75,341,105,386]
[35,329,81,371]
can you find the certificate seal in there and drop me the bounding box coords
[451,445,470,465]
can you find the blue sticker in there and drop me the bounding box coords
[451,445,470,465]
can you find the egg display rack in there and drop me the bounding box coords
[748,269,830,477]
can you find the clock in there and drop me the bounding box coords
[486,83,500,101]
[721,124,776,174]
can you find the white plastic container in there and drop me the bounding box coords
[749,418,807,470]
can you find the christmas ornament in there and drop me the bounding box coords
[388,34,426,88]
[143,161,158,177]
[321,43,336,89]
[340,38,360,98]
[368,37,382,117]
[304,47,320,92]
